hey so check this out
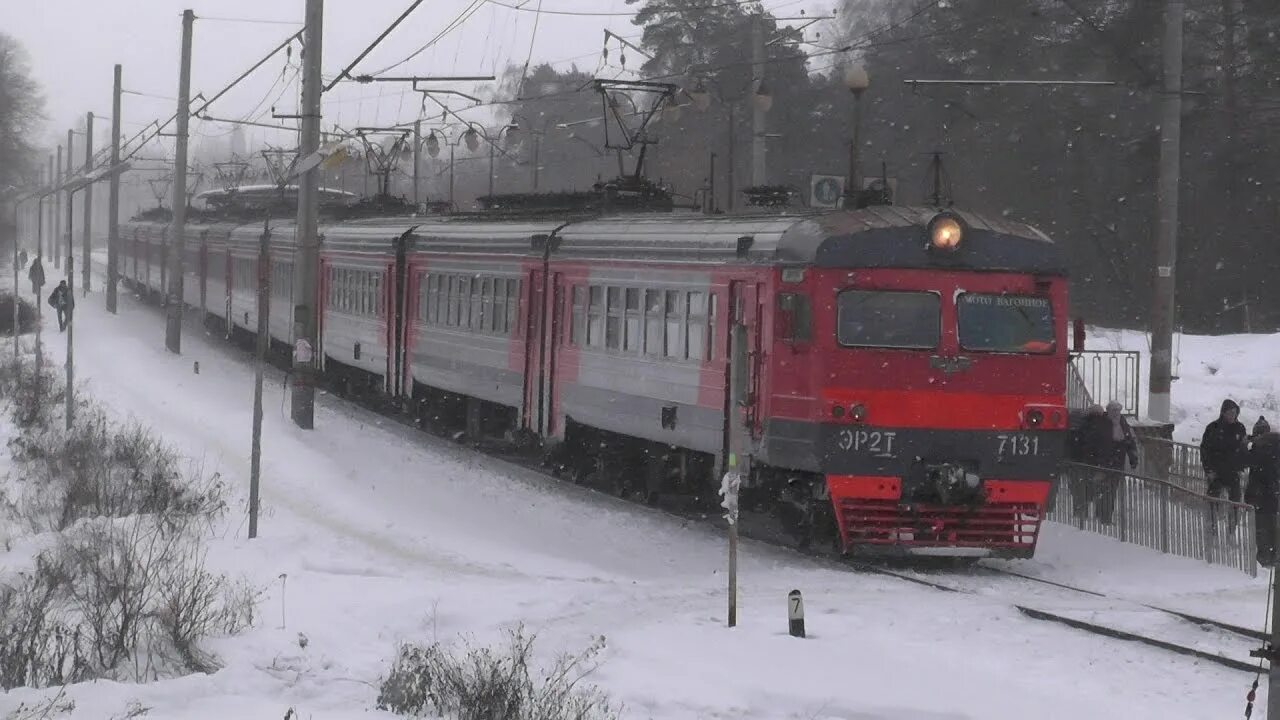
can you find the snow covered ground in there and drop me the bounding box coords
[0,274,1273,719]
[1086,326,1280,444]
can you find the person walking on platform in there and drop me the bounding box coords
[47,280,72,332]
[27,256,44,295]
[1246,417,1280,566]
[1202,399,1249,502]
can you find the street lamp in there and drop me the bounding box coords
[843,64,870,206]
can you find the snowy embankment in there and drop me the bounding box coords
[1086,326,1280,444]
[0,272,1271,719]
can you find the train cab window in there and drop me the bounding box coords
[624,289,642,353]
[664,290,685,359]
[587,286,605,348]
[777,293,812,343]
[571,286,586,345]
[837,289,940,349]
[686,291,706,361]
[606,287,622,350]
[957,293,1055,354]
[644,290,664,356]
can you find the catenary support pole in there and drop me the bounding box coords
[412,119,421,208]
[726,104,736,212]
[107,64,122,314]
[13,198,20,361]
[249,219,270,539]
[81,112,93,295]
[54,145,62,270]
[34,193,42,378]
[46,155,54,261]
[166,9,194,353]
[750,13,766,187]
[290,0,324,429]
[65,162,75,432]
[1149,0,1183,424]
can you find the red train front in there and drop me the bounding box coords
[755,208,1068,558]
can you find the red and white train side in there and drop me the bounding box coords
[120,205,1068,557]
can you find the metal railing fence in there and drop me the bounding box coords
[1069,350,1142,417]
[1048,462,1256,576]
[1136,436,1208,494]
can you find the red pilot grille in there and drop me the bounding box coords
[836,500,1043,549]
[827,476,1050,551]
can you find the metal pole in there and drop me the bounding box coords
[166,9,194,354]
[81,112,93,295]
[65,182,75,432]
[290,0,324,429]
[34,194,42,378]
[107,64,122,314]
[750,13,766,187]
[54,145,62,270]
[45,155,53,261]
[1149,0,1183,424]
[708,151,717,213]
[412,119,421,208]
[249,219,270,539]
[488,140,495,199]
[532,133,540,191]
[847,92,863,205]
[449,143,455,208]
[1267,521,1280,720]
[13,198,20,360]
[726,104,736,212]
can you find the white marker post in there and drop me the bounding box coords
[720,470,742,628]
[788,589,805,638]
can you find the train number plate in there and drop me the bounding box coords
[996,434,1040,457]
[836,428,898,458]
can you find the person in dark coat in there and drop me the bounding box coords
[1073,401,1138,524]
[1201,399,1249,502]
[27,256,44,295]
[47,280,72,332]
[1246,417,1280,566]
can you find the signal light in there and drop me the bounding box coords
[1026,409,1044,427]
[832,405,846,418]
[850,404,867,422]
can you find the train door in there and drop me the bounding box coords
[522,268,545,433]
[722,280,762,475]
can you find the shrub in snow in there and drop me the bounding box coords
[376,625,620,720]
[0,359,255,691]
[0,518,258,689]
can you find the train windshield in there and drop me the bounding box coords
[837,290,940,349]
[957,293,1055,354]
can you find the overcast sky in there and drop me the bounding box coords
[9,0,832,160]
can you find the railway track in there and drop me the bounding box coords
[91,258,1271,678]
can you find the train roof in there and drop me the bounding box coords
[122,205,1064,274]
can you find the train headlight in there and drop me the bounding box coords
[850,403,867,422]
[928,213,963,251]
[1026,408,1044,427]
